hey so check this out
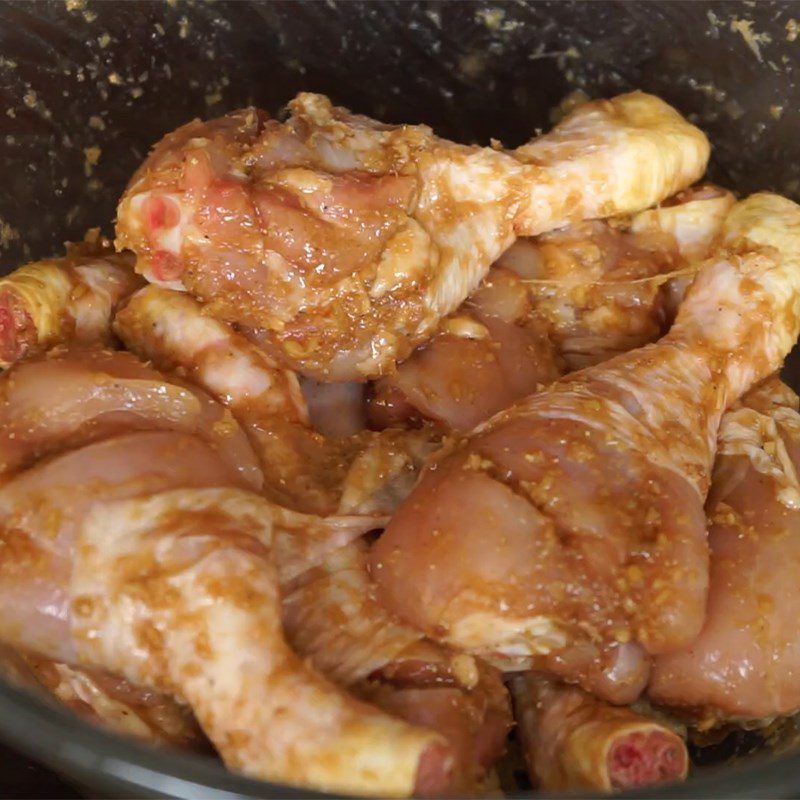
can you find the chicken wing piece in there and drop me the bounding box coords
[511,674,687,792]
[115,91,707,381]
[115,286,349,511]
[370,194,800,701]
[0,236,143,368]
[649,377,800,724]
[0,645,206,750]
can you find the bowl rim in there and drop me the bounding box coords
[1,677,800,799]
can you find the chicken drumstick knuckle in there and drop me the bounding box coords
[0,240,143,369]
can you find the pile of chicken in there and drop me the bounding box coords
[0,89,799,797]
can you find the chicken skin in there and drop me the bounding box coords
[371,194,800,703]
[116,92,708,381]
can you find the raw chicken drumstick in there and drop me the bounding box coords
[367,266,564,432]
[114,288,513,790]
[649,377,800,724]
[369,185,733,432]
[511,673,687,792]
[73,488,451,796]
[0,235,142,368]
[116,91,708,381]
[0,349,454,796]
[501,184,736,369]
[115,285,448,523]
[370,193,800,703]
[0,645,206,749]
[110,284,308,425]
[281,539,512,792]
[115,285,430,515]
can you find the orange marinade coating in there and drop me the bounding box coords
[116,92,708,381]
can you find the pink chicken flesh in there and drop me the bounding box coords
[368,267,563,432]
[113,290,513,791]
[0,347,263,488]
[115,91,708,381]
[370,194,800,703]
[0,349,460,797]
[650,377,800,724]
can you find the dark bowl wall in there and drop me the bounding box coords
[2,0,800,798]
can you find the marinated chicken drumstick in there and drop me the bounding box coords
[649,377,800,725]
[74,487,451,795]
[0,349,454,796]
[369,184,733,432]
[115,284,439,515]
[114,289,512,790]
[282,540,512,791]
[4,82,784,798]
[370,193,800,703]
[0,236,142,368]
[511,673,688,792]
[116,91,708,381]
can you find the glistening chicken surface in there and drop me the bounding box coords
[0,89,798,798]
